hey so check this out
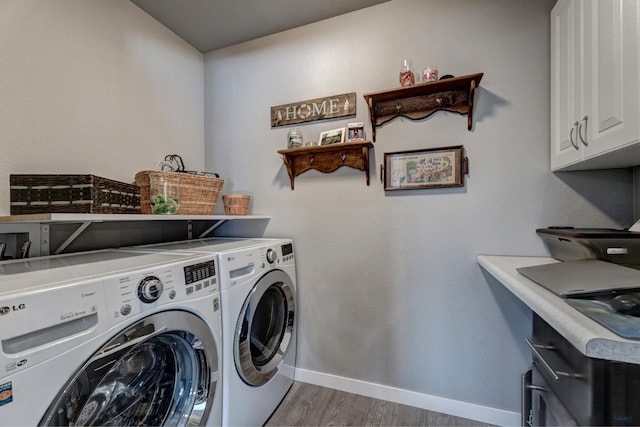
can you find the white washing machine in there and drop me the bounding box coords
[0,248,223,426]
[131,238,297,426]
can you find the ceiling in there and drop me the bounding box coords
[130,0,390,53]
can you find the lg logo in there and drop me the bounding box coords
[0,304,25,315]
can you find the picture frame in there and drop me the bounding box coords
[319,127,346,145]
[382,145,465,191]
[347,122,365,142]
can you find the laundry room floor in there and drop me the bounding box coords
[265,382,496,426]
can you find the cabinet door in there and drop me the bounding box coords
[583,0,640,160]
[550,0,583,170]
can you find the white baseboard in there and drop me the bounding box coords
[294,368,520,427]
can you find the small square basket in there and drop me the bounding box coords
[222,194,251,215]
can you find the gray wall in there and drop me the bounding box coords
[0,0,633,423]
[205,0,633,421]
[0,0,204,214]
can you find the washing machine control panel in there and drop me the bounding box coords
[184,260,216,284]
[137,275,164,303]
[266,248,277,264]
[104,256,219,326]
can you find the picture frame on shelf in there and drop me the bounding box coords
[382,145,465,191]
[347,122,365,142]
[319,127,346,145]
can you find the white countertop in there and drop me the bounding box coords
[477,255,640,364]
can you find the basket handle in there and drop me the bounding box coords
[183,171,220,178]
[163,154,220,178]
[164,154,186,172]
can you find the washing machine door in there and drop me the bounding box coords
[235,269,295,386]
[40,310,218,427]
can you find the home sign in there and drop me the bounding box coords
[271,93,356,127]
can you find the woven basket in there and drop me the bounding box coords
[222,194,251,215]
[135,170,224,215]
[10,174,140,215]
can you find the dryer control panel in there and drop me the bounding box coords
[218,239,295,291]
[280,242,294,262]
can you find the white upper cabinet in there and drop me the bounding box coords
[551,0,640,171]
[551,0,582,169]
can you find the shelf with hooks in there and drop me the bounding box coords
[363,73,483,141]
[277,141,374,189]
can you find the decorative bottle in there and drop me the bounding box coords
[422,66,439,82]
[287,128,303,149]
[399,59,415,87]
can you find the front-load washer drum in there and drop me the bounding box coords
[40,310,217,427]
[235,269,295,386]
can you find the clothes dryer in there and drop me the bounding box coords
[0,248,222,426]
[131,238,297,426]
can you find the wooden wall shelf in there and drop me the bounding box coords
[363,73,483,141]
[277,141,374,189]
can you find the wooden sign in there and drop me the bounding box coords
[271,93,356,127]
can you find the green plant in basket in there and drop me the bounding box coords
[150,194,180,214]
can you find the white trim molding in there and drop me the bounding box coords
[294,368,519,427]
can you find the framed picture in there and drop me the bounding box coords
[383,145,465,191]
[347,122,365,142]
[319,127,346,145]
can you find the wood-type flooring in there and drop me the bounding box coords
[265,382,496,426]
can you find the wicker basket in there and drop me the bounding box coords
[10,174,140,215]
[135,170,224,215]
[222,194,251,215]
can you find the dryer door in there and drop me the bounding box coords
[40,310,218,427]
[235,269,295,386]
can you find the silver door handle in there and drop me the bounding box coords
[569,122,579,149]
[99,324,168,359]
[525,338,583,381]
[526,384,547,391]
[578,115,588,146]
